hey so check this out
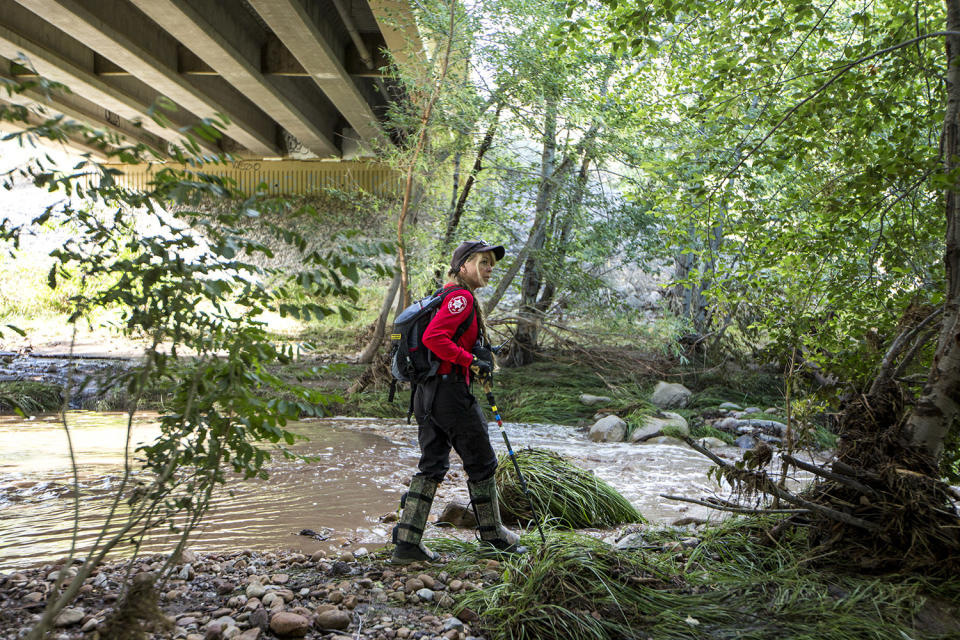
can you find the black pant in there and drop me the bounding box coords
[413,375,497,483]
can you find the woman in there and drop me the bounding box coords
[391,240,524,564]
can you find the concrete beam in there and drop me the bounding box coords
[0,0,218,154]
[247,0,383,150]
[367,0,422,66]
[0,97,110,159]
[13,0,280,155]
[128,0,341,158]
[0,62,168,155]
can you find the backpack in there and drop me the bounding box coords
[388,286,475,418]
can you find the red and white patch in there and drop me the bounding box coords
[447,295,468,314]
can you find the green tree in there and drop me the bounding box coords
[1,75,386,636]
[568,0,960,568]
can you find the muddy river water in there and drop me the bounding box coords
[0,412,741,570]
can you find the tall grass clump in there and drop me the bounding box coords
[456,518,960,640]
[458,532,714,640]
[495,449,643,528]
[0,381,62,413]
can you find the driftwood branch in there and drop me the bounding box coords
[781,454,880,499]
[661,494,809,515]
[682,437,880,532]
[831,459,881,481]
[892,326,940,381]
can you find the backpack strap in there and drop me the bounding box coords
[406,382,416,424]
[439,286,477,377]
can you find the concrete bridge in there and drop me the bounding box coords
[0,0,417,193]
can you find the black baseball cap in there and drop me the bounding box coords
[451,240,505,270]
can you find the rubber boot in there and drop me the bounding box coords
[390,475,440,565]
[468,476,526,554]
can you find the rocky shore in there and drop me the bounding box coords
[0,546,498,640]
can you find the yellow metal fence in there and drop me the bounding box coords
[102,160,402,197]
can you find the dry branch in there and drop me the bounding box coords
[660,494,809,515]
[781,454,880,499]
[682,437,881,532]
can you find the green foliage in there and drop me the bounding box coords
[495,448,644,528]
[689,422,735,445]
[492,359,615,424]
[0,381,62,413]
[1,73,391,636]
[554,0,948,389]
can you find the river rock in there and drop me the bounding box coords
[54,607,85,627]
[417,588,435,602]
[249,607,269,630]
[615,533,650,550]
[216,579,236,595]
[269,611,310,637]
[438,593,455,608]
[757,433,782,445]
[237,629,261,640]
[697,437,729,449]
[740,419,788,435]
[437,502,477,528]
[715,417,739,431]
[246,582,266,598]
[630,412,689,443]
[645,435,688,447]
[743,407,761,414]
[650,382,692,409]
[210,616,238,631]
[315,609,351,630]
[718,402,742,410]
[579,393,612,406]
[417,573,435,589]
[734,435,756,449]
[444,618,466,632]
[589,415,627,442]
[262,591,282,608]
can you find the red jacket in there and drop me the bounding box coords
[422,284,479,380]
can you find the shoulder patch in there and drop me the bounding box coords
[447,294,468,315]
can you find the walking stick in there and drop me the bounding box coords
[481,377,547,544]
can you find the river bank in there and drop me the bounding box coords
[4,518,959,640]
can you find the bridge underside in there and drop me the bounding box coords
[0,0,417,163]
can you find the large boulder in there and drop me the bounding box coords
[589,415,627,442]
[650,382,692,409]
[630,412,689,443]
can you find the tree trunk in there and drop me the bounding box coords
[503,97,559,366]
[537,152,592,313]
[902,1,960,459]
[356,271,401,364]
